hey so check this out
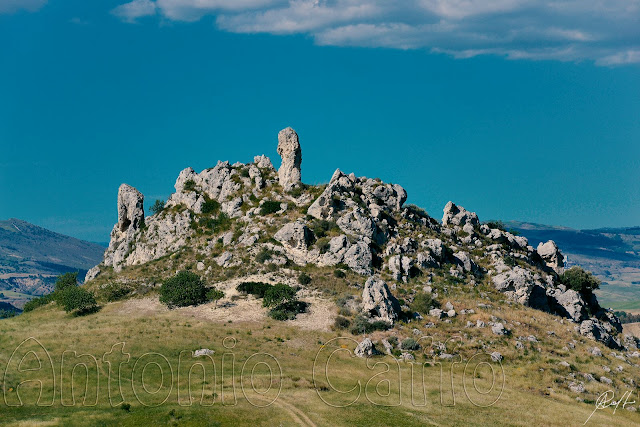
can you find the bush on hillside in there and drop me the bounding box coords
[560,267,600,295]
[236,282,273,298]
[263,284,297,308]
[23,294,54,312]
[160,271,208,308]
[150,199,165,215]
[410,292,437,314]
[206,288,225,307]
[349,315,391,335]
[54,272,78,293]
[298,273,312,286]
[268,300,308,321]
[101,283,133,302]
[57,287,98,315]
[260,201,282,215]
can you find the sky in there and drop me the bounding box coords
[0,0,639,242]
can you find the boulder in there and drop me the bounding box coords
[491,323,508,336]
[537,240,564,274]
[361,277,401,324]
[442,202,479,227]
[453,251,477,273]
[193,349,215,357]
[354,338,380,358]
[276,127,302,190]
[274,221,313,251]
[343,241,373,275]
[254,154,274,170]
[549,289,587,322]
[492,267,549,310]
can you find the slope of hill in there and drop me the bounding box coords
[506,221,640,311]
[0,219,105,307]
[4,128,639,426]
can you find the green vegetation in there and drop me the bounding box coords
[57,286,98,315]
[260,200,282,215]
[100,282,133,302]
[310,219,339,238]
[183,179,197,192]
[150,199,165,215]
[614,310,640,324]
[400,338,420,351]
[334,269,346,278]
[410,292,437,314]
[201,197,221,215]
[206,288,225,307]
[263,284,297,308]
[298,272,312,286]
[333,315,351,330]
[268,300,308,320]
[560,266,601,296]
[236,282,273,298]
[54,272,79,293]
[22,293,54,312]
[255,248,273,263]
[159,271,208,308]
[349,314,391,335]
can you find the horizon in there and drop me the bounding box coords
[1,1,639,242]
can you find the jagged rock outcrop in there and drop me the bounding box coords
[361,277,401,324]
[442,201,479,227]
[537,240,565,274]
[277,127,302,190]
[86,126,623,351]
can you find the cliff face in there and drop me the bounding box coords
[87,127,625,349]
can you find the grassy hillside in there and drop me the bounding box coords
[1,269,638,426]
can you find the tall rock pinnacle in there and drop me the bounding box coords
[117,183,144,233]
[277,127,302,191]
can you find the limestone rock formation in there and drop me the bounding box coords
[277,127,302,190]
[361,277,401,324]
[537,240,565,274]
[442,202,479,227]
[355,338,380,357]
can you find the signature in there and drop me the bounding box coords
[584,390,637,425]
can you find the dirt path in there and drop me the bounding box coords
[623,322,640,338]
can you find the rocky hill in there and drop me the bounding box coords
[506,221,640,311]
[0,219,105,307]
[85,127,635,352]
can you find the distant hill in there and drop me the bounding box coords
[506,221,640,311]
[0,219,105,307]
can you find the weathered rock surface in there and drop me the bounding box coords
[355,338,380,357]
[361,277,401,324]
[537,240,564,274]
[442,202,479,227]
[277,127,302,190]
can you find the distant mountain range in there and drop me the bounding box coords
[0,219,105,308]
[506,221,640,311]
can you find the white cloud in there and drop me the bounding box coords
[111,0,157,23]
[0,0,47,13]
[111,0,640,65]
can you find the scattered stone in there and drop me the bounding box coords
[193,349,215,357]
[361,277,401,324]
[491,352,503,362]
[491,323,508,336]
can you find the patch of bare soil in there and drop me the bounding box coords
[623,322,640,338]
[114,273,335,331]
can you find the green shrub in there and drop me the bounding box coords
[268,300,308,321]
[101,283,133,302]
[236,282,273,298]
[150,199,165,215]
[23,294,54,312]
[206,288,225,307]
[57,287,98,315]
[298,273,312,286]
[240,168,250,178]
[387,336,399,347]
[198,213,231,233]
[410,292,436,314]
[183,179,197,192]
[159,271,208,308]
[316,237,331,254]
[255,248,273,264]
[401,338,420,351]
[333,269,346,278]
[560,267,600,295]
[0,309,18,319]
[260,201,282,215]
[349,315,391,335]
[263,284,297,308]
[201,198,221,215]
[54,272,78,293]
[310,219,339,239]
[333,316,351,330]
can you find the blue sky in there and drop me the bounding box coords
[0,0,639,242]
